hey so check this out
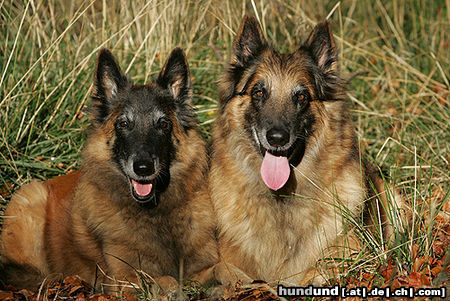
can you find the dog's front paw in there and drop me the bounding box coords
[213,262,252,286]
[156,276,187,300]
[156,275,179,291]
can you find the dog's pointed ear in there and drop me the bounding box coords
[92,48,130,123]
[157,47,191,102]
[304,20,338,73]
[232,15,266,66]
[93,48,129,101]
[302,21,343,100]
[157,47,195,129]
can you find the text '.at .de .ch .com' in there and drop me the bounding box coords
[277,285,447,298]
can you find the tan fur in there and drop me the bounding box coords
[1,180,50,275]
[1,170,82,287]
[210,99,364,285]
[1,49,245,292]
[0,121,226,291]
[209,17,405,285]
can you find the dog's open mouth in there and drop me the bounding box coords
[130,178,157,204]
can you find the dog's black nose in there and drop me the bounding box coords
[133,160,154,177]
[266,128,290,147]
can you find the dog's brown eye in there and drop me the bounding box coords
[159,119,170,130]
[253,90,264,98]
[294,91,310,103]
[118,120,129,128]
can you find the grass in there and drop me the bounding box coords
[0,0,448,299]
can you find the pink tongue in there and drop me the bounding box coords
[260,151,290,191]
[132,179,153,197]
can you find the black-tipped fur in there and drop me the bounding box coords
[219,16,268,111]
[91,47,195,130]
[157,47,195,130]
[0,47,227,292]
[301,20,343,100]
[232,16,267,67]
[220,17,345,111]
[210,15,405,286]
[91,48,131,124]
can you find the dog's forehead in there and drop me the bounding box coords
[256,51,314,93]
[121,85,172,115]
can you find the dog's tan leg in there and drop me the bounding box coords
[1,180,49,289]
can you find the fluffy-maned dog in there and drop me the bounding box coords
[209,16,404,285]
[1,47,242,292]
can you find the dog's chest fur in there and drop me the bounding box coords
[210,108,364,283]
[67,129,217,281]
